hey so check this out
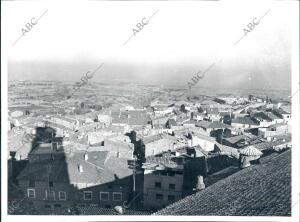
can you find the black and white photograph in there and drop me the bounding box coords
[1,0,300,221]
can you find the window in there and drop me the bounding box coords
[52,142,58,151]
[156,193,163,200]
[49,181,53,187]
[176,171,183,175]
[44,205,51,209]
[27,189,35,198]
[83,191,92,201]
[169,184,175,190]
[155,182,161,189]
[168,171,175,176]
[59,191,66,201]
[153,171,160,176]
[161,171,167,176]
[108,185,112,189]
[105,205,111,209]
[113,192,122,201]
[54,204,61,208]
[46,190,55,200]
[29,180,35,188]
[100,192,109,201]
[168,195,175,201]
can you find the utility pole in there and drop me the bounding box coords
[117,155,140,214]
[221,129,224,145]
[133,155,137,196]
[132,155,137,209]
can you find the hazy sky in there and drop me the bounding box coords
[5,1,296,89]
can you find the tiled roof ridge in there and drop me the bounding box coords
[258,149,291,164]
[16,165,43,179]
[223,149,289,181]
[85,158,105,170]
[154,149,291,215]
[239,145,263,156]
[52,160,66,181]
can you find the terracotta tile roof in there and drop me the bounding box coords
[167,119,177,126]
[142,134,176,145]
[16,158,70,183]
[183,120,197,125]
[144,156,184,170]
[231,117,258,125]
[239,145,263,156]
[252,112,272,121]
[265,112,282,120]
[268,122,287,129]
[111,110,150,126]
[104,139,134,151]
[223,134,259,147]
[201,100,219,105]
[191,145,210,157]
[219,111,230,117]
[196,120,231,129]
[155,149,291,216]
[222,135,248,145]
[111,112,128,124]
[253,134,291,151]
[271,133,291,142]
[76,206,151,215]
[17,151,132,185]
[205,108,219,115]
[192,132,216,143]
[272,108,290,115]
[252,142,273,151]
[142,134,164,144]
[104,155,133,179]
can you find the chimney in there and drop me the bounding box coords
[78,164,83,173]
[84,153,88,161]
[117,152,120,158]
[131,151,134,158]
[114,206,124,214]
[8,152,16,179]
[195,175,205,191]
[9,151,16,159]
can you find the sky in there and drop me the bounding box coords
[4,1,296,89]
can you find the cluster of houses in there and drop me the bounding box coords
[8,94,292,214]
